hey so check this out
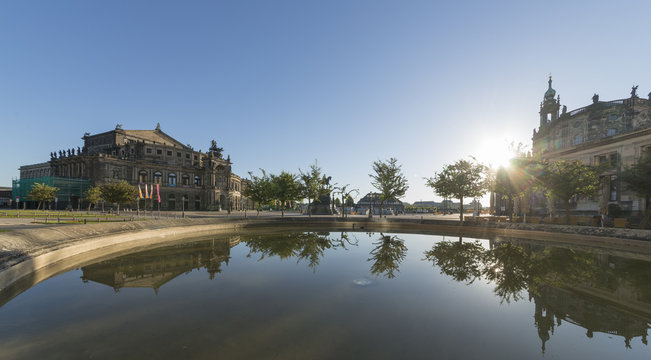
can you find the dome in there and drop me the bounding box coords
[544,76,556,100]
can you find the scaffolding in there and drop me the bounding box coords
[12,177,93,209]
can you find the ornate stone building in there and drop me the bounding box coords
[16,124,251,211]
[532,78,651,216]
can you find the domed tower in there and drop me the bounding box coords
[539,76,561,127]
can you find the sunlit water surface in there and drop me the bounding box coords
[0,232,649,359]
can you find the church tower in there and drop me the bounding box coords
[539,76,560,128]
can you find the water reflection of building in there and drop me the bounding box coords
[488,238,650,352]
[81,237,239,292]
[531,286,648,353]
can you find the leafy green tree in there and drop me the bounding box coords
[335,184,358,218]
[345,194,355,207]
[425,157,488,222]
[537,160,600,224]
[270,171,302,218]
[299,161,329,217]
[242,169,273,216]
[83,186,102,213]
[99,180,138,215]
[620,152,651,228]
[369,158,409,218]
[27,182,59,210]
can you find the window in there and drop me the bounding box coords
[606,128,616,136]
[156,149,162,155]
[112,169,120,179]
[194,195,201,210]
[194,155,198,161]
[146,148,152,154]
[177,152,181,158]
[168,173,177,186]
[194,175,201,186]
[609,153,618,167]
[167,150,172,156]
[185,153,190,159]
[138,171,148,183]
[182,175,190,185]
[573,134,583,145]
[609,175,617,201]
[154,171,162,184]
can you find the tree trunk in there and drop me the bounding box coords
[641,197,651,229]
[117,204,121,216]
[508,195,513,222]
[564,201,571,225]
[281,205,285,218]
[379,200,385,218]
[308,199,312,217]
[459,196,464,223]
[87,203,91,214]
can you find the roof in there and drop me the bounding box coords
[120,129,190,149]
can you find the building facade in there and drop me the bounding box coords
[356,192,404,215]
[15,124,252,211]
[532,78,651,216]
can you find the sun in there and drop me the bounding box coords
[474,139,514,170]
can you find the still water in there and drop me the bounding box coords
[0,232,649,359]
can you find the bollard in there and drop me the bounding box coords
[84,218,87,224]
[57,217,60,224]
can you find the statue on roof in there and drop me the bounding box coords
[115,124,123,130]
[209,140,224,158]
[592,93,599,104]
[155,123,161,131]
[631,85,638,97]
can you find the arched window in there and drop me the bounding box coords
[194,175,201,186]
[138,171,148,183]
[153,171,162,184]
[168,173,176,186]
[182,174,190,186]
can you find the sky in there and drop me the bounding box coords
[1,0,650,204]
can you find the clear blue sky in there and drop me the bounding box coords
[1,0,649,203]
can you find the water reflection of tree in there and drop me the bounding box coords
[244,232,357,272]
[423,238,651,350]
[368,233,407,279]
[423,237,485,284]
[424,239,599,304]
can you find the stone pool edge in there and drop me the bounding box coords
[1,216,651,293]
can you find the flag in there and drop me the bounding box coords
[156,184,161,203]
[138,185,143,199]
[145,184,150,199]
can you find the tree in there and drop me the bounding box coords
[335,184,358,219]
[299,161,328,217]
[27,182,59,210]
[620,152,651,228]
[537,160,600,224]
[270,171,301,218]
[425,157,487,222]
[369,158,409,218]
[99,180,138,215]
[242,169,273,216]
[492,157,538,221]
[83,186,102,213]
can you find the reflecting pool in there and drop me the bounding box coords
[0,232,649,359]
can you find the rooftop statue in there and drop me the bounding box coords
[209,140,224,158]
[631,85,638,97]
[592,93,599,104]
